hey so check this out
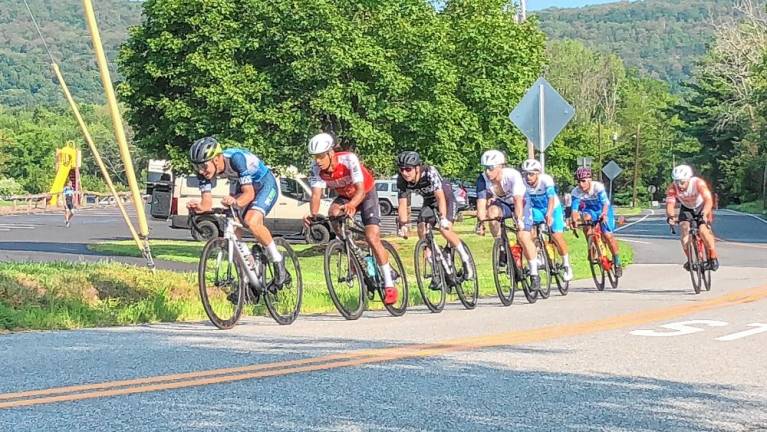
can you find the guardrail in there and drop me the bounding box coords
[0,191,141,215]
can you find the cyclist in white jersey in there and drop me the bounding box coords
[521,159,573,281]
[475,150,540,291]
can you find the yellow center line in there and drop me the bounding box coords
[2,283,766,410]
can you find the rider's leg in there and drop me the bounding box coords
[247,175,287,285]
[699,223,719,270]
[488,203,503,238]
[360,190,397,304]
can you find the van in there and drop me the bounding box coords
[148,163,333,243]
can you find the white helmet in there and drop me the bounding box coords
[672,164,693,181]
[521,158,542,173]
[308,133,334,155]
[481,150,506,167]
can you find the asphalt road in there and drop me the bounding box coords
[0,208,766,431]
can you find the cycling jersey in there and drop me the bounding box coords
[397,165,454,208]
[525,174,565,233]
[197,148,277,215]
[476,168,526,203]
[197,148,270,193]
[309,151,374,199]
[665,177,711,211]
[62,186,75,198]
[571,181,615,233]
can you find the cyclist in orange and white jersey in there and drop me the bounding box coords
[665,164,719,271]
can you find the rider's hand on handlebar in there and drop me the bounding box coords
[221,196,236,207]
[340,204,357,219]
[667,216,677,226]
[397,224,409,238]
[475,222,485,236]
[303,213,316,228]
[545,214,553,227]
[439,218,451,230]
[187,201,200,211]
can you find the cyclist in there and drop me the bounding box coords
[665,164,719,271]
[395,151,473,280]
[186,136,289,289]
[475,150,540,291]
[570,167,622,277]
[521,159,573,281]
[62,180,76,228]
[303,133,398,305]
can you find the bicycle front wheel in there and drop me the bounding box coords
[198,238,245,330]
[324,239,365,319]
[687,237,702,294]
[699,237,712,291]
[263,238,303,325]
[414,239,446,313]
[534,237,552,299]
[588,236,606,291]
[548,242,569,296]
[381,240,408,317]
[452,240,479,309]
[492,238,515,306]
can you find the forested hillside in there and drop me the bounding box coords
[537,0,736,85]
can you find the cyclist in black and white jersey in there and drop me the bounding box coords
[395,151,473,279]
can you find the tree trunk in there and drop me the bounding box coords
[632,124,641,208]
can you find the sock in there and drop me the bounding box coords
[381,263,394,287]
[562,254,570,267]
[613,254,621,266]
[456,243,470,262]
[529,258,538,275]
[266,241,283,262]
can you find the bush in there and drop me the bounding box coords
[0,177,25,196]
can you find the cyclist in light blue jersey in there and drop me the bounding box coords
[570,167,622,277]
[520,159,573,281]
[186,136,289,289]
[61,180,76,228]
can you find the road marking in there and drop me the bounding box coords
[0,224,36,230]
[718,208,767,224]
[2,283,767,410]
[616,209,654,232]
[619,239,652,245]
[630,320,728,337]
[716,323,767,341]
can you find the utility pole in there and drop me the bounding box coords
[518,0,534,158]
[632,124,641,208]
[762,160,767,211]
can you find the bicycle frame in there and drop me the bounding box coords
[326,215,383,293]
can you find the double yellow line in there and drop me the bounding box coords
[2,283,766,410]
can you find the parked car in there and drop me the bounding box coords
[375,178,468,215]
[148,170,334,243]
[452,183,469,210]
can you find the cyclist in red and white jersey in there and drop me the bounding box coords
[303,133,398,305]
[665,164,719,271]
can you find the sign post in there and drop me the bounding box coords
[602,160,623,201]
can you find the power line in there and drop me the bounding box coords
[22,0,57,65]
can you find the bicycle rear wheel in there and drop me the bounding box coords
[548,242,569,295]
[451,240,479,309]
[492,238,515,306]
[588,237,606,291]
[519,252,538,304]
[324,239,365,319]
[198,238,245,329]
[414,239,446,313]
[699,237,712,291]
[263,238,303,325]
[381,240,408,317]
[534,237,552,299]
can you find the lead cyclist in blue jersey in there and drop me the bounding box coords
[521,159,573,281]
[186,136,289,289]
[570,167,623,277]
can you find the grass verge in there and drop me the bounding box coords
[727,200,766,216]
[2,220,632,331]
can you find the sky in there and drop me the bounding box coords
[527,0,626,11]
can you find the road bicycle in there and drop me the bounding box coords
[412,208,478,312]
[669,216,712,294]
[532,221,569,296]
[574,219,618,291]
[193,206,303,329]
[481,217,541,305]
[311,214,408,320]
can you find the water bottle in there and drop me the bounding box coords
[364,255,378,278]
[510,244,523,268]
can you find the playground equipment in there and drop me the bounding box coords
[49,142,81,207]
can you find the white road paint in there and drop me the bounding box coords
[719,208,767,224]
[716,323,767,341]
[616,209,655,232]
[619,239,652,245]
[630,320,728,337]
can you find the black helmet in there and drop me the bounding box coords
[396,151,422,168]
[189,136,222,164]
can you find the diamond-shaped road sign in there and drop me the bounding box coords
[602,160,623,181]
[509,77,575,152]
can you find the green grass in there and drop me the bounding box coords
[0,200,13,207]
[728,200,767,216]
[614,207,644,217]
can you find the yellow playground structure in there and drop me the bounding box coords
[49,142,81,207]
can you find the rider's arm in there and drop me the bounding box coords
[235,184,255,208]
[596,185,610,220]
[544,177,556,219]
[699,181,714,219]
[434,189,448,221]
[397,197,409,225]
[396,175,410,225]
[199,191,213,212]
[475,174,489,223]
[513,194,524,222]
[308,163,326,216]
[665,183,677,222]
[570,192,581,224]
[343,154,367,210]
[310,187,323,216]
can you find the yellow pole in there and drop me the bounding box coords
[52,63,147,256]
[81,0,149,238]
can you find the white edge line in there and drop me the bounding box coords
[719,208,767,225]
[618,239,652,245]
[616,208,655,232]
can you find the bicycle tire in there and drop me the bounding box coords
[699,237,712,291]
[381,240,408,316]
[324,239,365,319]
[687,236,702,294]
[492,237,515,306]
[452,240,479,309]
[588,236,606,291]
[414,239,446,313]
[198,238,245,330]
[519,252,538,304]
[263,238,303,325]
[534,237,552,299]
[606,257,619,289]
[548,242,569,296]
